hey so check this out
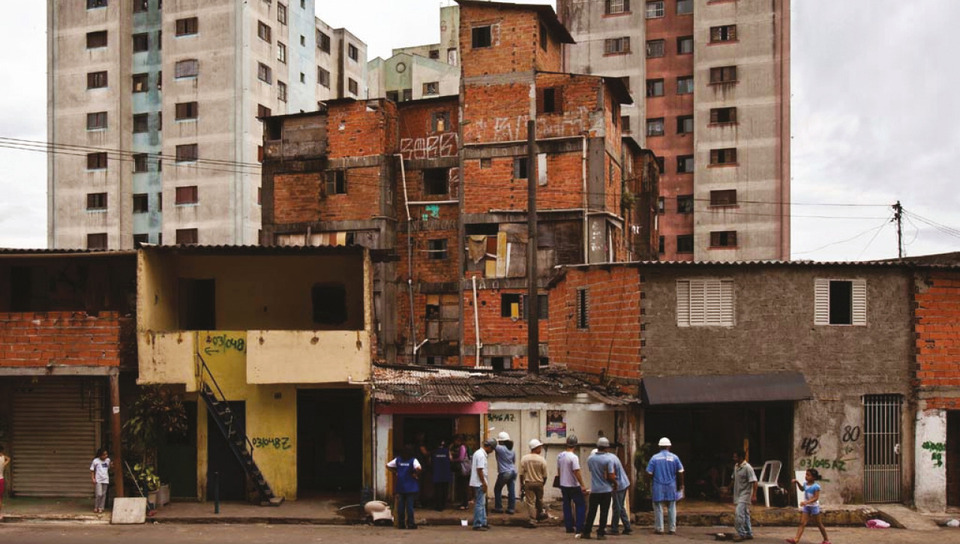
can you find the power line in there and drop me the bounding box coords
[793,214,893,256]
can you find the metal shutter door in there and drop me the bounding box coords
[12,379,102,497]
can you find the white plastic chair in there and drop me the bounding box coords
[794,470,806,509]
[757,460,782,507]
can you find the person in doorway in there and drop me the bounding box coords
[493,431,517,514]
[386,444,422,530]
[580,437,617,540]
[731,450,758,541]
[470,438,496,531]
[557,435,588,535]
[786,469,830,544]
[0,445,9,519]
[450,434,470,510]
[646,437,684,535]
[608,444,632,536]
[431,440,452,511]
[519,438,548,527]
[90,448,111,514]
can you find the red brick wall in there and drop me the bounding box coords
[398,98,460,161]
[460,6,541,78]
[548,267,642,380]
[464,288,549,366]
[0,311,127,367]
[273,172,323,224]
[916,271,960,406]
[318,165,384,222]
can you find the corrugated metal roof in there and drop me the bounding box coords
[138,244,366,256]
[558,256,960,271]
[0,248,136,256]
[372,365,634,406]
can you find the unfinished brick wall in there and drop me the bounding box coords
[327,100,397,158]
[916,270,960,409]
[0,311,128,367]
[398,97,460,161]
[460,5,543,78]
[273,172,323,224]
[464,288,548,349]
[548,266,642,380]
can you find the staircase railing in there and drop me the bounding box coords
[197,352,259,463]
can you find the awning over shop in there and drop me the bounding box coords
[641,372,812,406]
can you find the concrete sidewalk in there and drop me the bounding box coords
[0,495,929,529]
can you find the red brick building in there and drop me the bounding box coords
[261,1,658,367]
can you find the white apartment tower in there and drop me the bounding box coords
[47,0,367,249]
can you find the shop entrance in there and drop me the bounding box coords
[948,411,960,508]
[645,403,793,502]
[297,389,364,495]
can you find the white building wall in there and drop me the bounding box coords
[915,409,947,512]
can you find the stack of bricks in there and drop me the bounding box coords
[916,270,960,409]
[0,311,124,367]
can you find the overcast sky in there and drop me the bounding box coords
[1,0,957,261]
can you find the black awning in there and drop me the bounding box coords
[641,372,812,406]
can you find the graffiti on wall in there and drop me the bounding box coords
[798,456,853,472]
[252,437,292,450]
[922,441,945,468]
[400,133,458,160]
[203,334,246,355]
[798,423,863,472]
[488,412,516,422]
[468,107,594,142]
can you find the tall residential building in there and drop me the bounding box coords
[559,0,790,261]
[47,0,367,249]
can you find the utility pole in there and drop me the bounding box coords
[892,201,903,259]
[527,119,539,374]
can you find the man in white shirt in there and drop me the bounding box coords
[470,438,496,530]
[557,435,587,535]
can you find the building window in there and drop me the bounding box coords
[87,233,108,250]
[646,117,664,137]
[318,31,330,53]
[86,192,107,210]
[423,168,449,195]
[175,144,198,163]
[658,236,665,253]
[646,39,664,58]
[258,62,272,84]
[133,153,148,172]
[645,1,664,18]
[87,0,108,8]
[711,25,737,43]
[348,43,359,61]
[655,157,665,173]
[133,0,148,13]
[522,294,549,320]
[676,279,734,327]
[326,170,347,194]
[175,228,198,246]
[87,30,108,49]
[605,0,630,15]
[318,67,330,88]
[87,152,107,170]
[429,49,440,59]
[277,81,287,101]
[710,231,737,248]
[677,115,694,134]
[480,158,492,169]
[710,189,737,207]
[175,59,199,78]
[657,197,665,214]
[175,185,198,204]
[176,101,198,120]
[431,111,450,132]
[157,30,162,50]
[156,70,162,90]
[646,79,664,97]
[710,66,738,84]
[257,21,272,43]
[423,81,439,95]
[677,36,693,54]
[677,155,694,173]
[348,78,358,95]
[176,17,198,36]
[133,193,149,213]
[132,32,149,52]
[676,235,693,253]
[87,71,108,89]
[710,148,738,165]
[472,25,492,48]
[299,72,305,84]
[277,42,286,63]
[427,239,448,260]
[676,0,693,14]
[257,104,272,119]
[710,107,737,124]
[133,234,149,247]
[604,37,630,55]
[540,23,549,50]
[676,76,694,94]
[277,3,287,24]
[307,283,347,325]
[514,157,528,179]
[815,279,866,326]
[621,115,631,133]
[132,73,148,92]
[133,113,149,133]
[86,111,108,130]
[538,87,562,114]
[677,194,694,213]
[576,288,589,329]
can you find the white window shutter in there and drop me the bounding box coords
[689,280,706,325]
[814,278,829,325]
[720,279,734,326]
[676,280,690,326]
[704,279,722,325]
[852,279,867,325]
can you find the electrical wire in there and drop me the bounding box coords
[793,214,893,256]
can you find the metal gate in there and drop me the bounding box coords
[863,394,901,503]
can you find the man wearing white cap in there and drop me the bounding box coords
[646,437,684,535]
[580,437,617,540]
[519,438,548,527]
[493,431,517,514]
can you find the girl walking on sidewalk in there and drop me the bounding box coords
[786,468,830,544]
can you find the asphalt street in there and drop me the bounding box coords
[1,524,959,544]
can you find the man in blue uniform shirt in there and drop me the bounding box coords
[646,437,684,535]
